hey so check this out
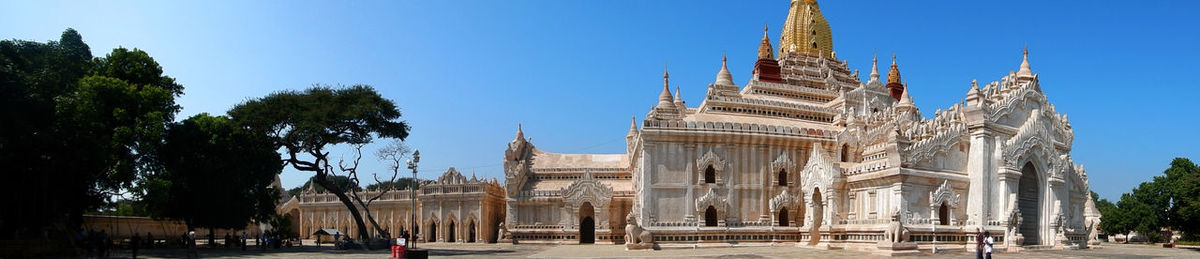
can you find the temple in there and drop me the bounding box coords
[502,0,1101,253]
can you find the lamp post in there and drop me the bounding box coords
[406,150,419,249]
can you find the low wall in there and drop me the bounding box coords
[81,215,263,240]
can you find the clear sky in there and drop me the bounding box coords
[3,0,1198,201]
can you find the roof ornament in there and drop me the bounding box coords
[868,52,880,82]
[674,86,685,108]
[716,54,734,85]
[657,64,675,109]
[515,123,524,140]
[757,25,775,60]
[1017,46,1034,81]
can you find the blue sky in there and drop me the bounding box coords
[3,0,1197,201]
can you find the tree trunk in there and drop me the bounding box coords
[352,197,389,239]
[313,177,372,250]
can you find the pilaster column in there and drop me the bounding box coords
[965,130,993,227]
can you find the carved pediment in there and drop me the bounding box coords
[769,189,800,212]
[695,188,728,215]
[563,171,612,208]
[1002,109,1059,168]
[801,143,841,193]
[929,180,961,208]
[696,150,727,184]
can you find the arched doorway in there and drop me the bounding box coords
[777,169,788,186]
[1018,162,1041,245]
[778,208,790,226]
[809,187,823,245]
[468,220,476,243]
[841,144,850,162]
[429,221,438,242]
[448,220,457,242]
[938,201,949,225]
[704,206,718,227]
[579,202,595,244]
[704,165,716,184]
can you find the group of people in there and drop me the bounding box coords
[976,229,995,259]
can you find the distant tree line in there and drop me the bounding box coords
[1096,158,1200,242]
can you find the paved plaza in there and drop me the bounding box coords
[107,242,1200,258]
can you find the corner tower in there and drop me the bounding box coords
[780,0,834,58]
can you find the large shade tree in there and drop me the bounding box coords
[229,85,408,247]
[140,113,283,231]
[0,29,182,240]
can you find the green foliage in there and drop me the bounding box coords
[268,214,299,240]
[286,175,361,198]
[141,113,283,230]
[0,29,181,238]
[229,85,409,240]
[1099,158,1200,241]
[366,178,421,191]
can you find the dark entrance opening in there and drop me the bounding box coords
[448,220,456,242]
[778,169,788,186]
[1018,162,1042,245]
[468,220,476,242]
[580,202,595,244]
[705,206,718,227]
[704,165,716,183]
[938,201,949,225]
[429,221,438,242]
[779,208,790,226]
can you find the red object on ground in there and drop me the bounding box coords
[391,244,406,258]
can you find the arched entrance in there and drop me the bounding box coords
[468,220,476,243]
[579,202,595,244]
[704,206,718,227]
[777,169,788,186]
[778,208,790,226]
[704,165,716,183]
[1018,162,1041,245]
[938,201,949,225]
[429,221,438,242]
[809,187,823,245]
[448,220,457,242]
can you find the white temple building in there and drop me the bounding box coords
[503,0,1100,253]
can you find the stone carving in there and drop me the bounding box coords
[624,212,654,250]
[769,189,799,213]
[563,171,613,209]
[929,180,961,208]
[695,188,727,220]
[696,150,727,184]
[884,210,910,243]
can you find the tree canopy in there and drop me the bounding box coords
[229,85,409,244]
[0,29,182,239]
[1099,157,1200,241]
[140,113,283,230]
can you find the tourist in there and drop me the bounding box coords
[146,232,154,249]
[984,231,994,259]
[241,232,247,251]
[187,230,198,258]
[975,228,984,259]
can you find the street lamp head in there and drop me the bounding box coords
[412,149,420,163]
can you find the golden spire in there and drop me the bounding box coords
[886,54,902,85]
[757,25,774,60]
[780,0,834,58]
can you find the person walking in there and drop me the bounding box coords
[975,228,984,259]
[130,233,141,259]
[984,231,994,259]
